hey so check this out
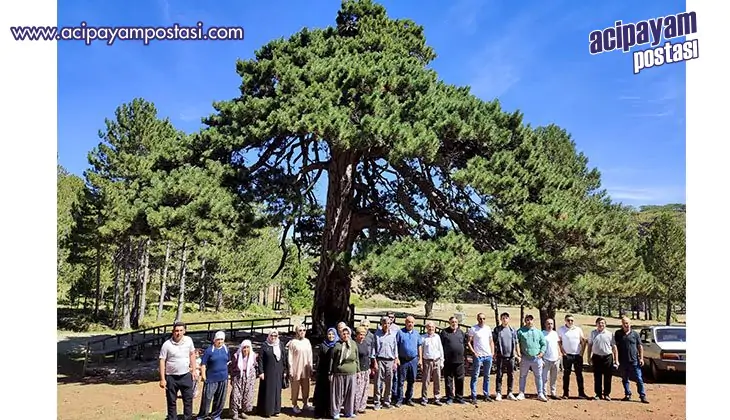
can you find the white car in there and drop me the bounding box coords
[639,325,686,379]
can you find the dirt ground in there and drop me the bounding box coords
[57,372,686,420]
[58,303,686,419]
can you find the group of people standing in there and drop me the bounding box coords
[158,322,313,420]
[158,312,650,420]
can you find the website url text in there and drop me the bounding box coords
[9,22,245,45]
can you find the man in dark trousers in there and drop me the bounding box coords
[492,312,519,401]
[615,316,649,404]
[159,321,197,420]
[440,316,467,404]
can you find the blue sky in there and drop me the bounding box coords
[58,0,686,207]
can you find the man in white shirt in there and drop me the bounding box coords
[587,317,618,401]
[467,313,495,404]
[159,321,197,420]
[541,319,560,399]
[557,314,588,399]
[420,321,444,406]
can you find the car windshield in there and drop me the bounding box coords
[655,328,686,342]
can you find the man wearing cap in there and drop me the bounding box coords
[159,321,197,420]
[198,331,230,420]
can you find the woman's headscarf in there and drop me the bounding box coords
[266,331,282,361]
[339,326,353,364]
[236,339,256,373]
[322,327,339,349]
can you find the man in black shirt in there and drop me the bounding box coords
[614,316,649,404]
[440,316,467,404]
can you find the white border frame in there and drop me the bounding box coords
[0,0,58,418]
[0,1,722,418]
[685,0,728,416]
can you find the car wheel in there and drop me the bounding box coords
[650,360,662,381]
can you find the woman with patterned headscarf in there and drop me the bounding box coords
[228,340,257,420]
[256,330,289,418]
[313,327,339,419]
[354,326,376,414]
[330,326,360,419]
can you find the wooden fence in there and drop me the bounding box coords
[302,313,471,334]
[82,317,294,374]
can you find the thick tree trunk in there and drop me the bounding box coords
[137,238,151,326]
[312,151,358,336]
[93,241,102,319]
[424,299,434,318]
[665,297,672,326]
[175,241,189,322]
[539,304,556,331]
[157,241,171,321]
[655,298,660,320]
[198,257,207,312]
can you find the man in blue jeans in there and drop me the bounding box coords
[394,316,423,407]
[467,313,495,404]
[614,316,650,404]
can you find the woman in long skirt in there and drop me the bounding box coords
[313,328,338,419]
[229,340,257,420]
[354,326,375,414]
[256,331,289,418]
[330,326,360,419]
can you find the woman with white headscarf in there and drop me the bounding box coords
[330,326,360,419]
[256,330,289,418]
[198,330,229,420]
[228,340,257,420]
